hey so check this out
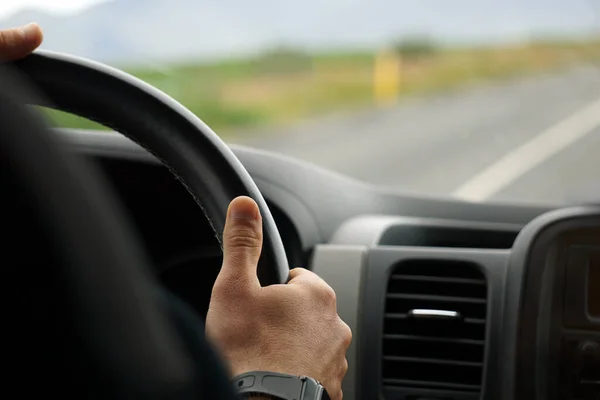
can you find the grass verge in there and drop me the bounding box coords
[43,39,600,137]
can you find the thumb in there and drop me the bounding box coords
[0,23,43,61]
[217,196,262,291]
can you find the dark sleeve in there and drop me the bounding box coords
[162,290,242,400]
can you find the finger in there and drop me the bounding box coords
[0,23,43,61]
[217,196,263,292]
[288,267,313,280]
[288,267,323,286]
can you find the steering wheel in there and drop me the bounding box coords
[2,51,289,396]
[11,50,289,286]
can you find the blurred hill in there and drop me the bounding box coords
[0,0,598,64]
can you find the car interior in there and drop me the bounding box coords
[3,50,600,400]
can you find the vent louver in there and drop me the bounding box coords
[382,259,488,395]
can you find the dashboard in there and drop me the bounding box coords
[60,128,600,400]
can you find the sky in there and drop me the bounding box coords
[0,0,106,19]
[1,0,598,57]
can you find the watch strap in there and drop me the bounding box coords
[232,371,330,400]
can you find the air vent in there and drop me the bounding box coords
[382,260,488,395]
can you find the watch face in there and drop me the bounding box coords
[320,387,331,400]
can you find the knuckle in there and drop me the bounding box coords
[339,320,353,347]
[341,358,349,376]
[320,283,337,306]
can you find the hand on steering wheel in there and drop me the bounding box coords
[208,196,351,400]
[1,23,351,400]
[0,23,43,61]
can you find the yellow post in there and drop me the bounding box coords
[374,49,401,106]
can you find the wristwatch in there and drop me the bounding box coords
[232,371,331,400]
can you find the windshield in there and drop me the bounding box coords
[2,0,599,206]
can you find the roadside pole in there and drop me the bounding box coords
[374,49,401,106]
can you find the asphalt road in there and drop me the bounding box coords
[234,65,600,206]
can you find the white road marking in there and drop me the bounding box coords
[452,96,600,202]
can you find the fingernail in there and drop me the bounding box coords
[228,201,260,221]
[230,206,259,221]
[21,23,39,40]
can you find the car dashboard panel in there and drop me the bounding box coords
[61,129,599,400]
[318,212,600,400]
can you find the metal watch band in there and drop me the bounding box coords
[232,371,330,400]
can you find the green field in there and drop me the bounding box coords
[43,39,600,138]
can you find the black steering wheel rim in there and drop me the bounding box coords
[10,50,289,286]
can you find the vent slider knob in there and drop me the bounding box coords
[407,309,462,321]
